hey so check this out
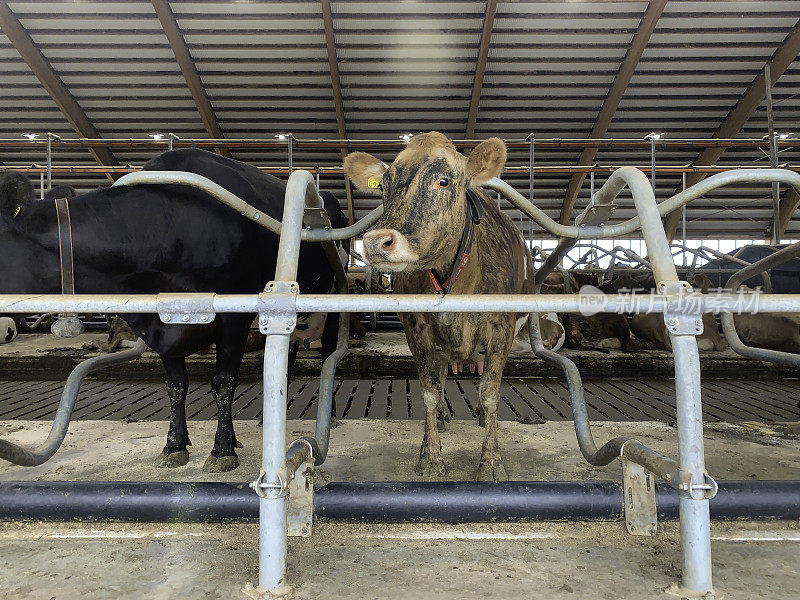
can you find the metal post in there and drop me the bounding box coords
[671,335,714,596]
[765,65,780,244]
[529,133,534,250]
[46,133,53,191]
[682,172,687,267]
[255,332,292,597]
[39,173,44,200]
[590,170,595,252]
[168,133,179,151]
[650,135,656,193]
[248,171,319,599]
[288,135,293,174]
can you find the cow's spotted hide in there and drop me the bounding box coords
[0,317,17,344]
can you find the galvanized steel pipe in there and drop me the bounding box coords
[0,339,147,466]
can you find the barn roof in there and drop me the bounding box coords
[1,0,799,239]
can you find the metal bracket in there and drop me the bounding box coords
[303,206,332,231]
[575,200,616,227]
[287,459,314,538]
[249,468,288,500]
[157,293,216,325]
[622,458,657,536]
[258,281,299,335]
[658,280,703,336]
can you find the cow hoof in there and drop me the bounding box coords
[154,450,189,468]
[203,454,239,473]
[415,453,447,477]
[477,458,508,482]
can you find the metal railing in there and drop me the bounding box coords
[2,166,800,599]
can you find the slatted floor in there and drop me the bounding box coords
[0,378,798,423]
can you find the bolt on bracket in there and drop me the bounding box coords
[157,293,216,325]
[258,281,299,335]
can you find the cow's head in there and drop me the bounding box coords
[0,172,35,220]
[344,131,506,272]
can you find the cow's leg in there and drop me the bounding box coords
[203,322,248,473]
[477,326,514,482]
[154,356,191,468]
[416,360,448,477]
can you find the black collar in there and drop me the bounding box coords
[427,189,483,295]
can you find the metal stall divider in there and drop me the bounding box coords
[2,166,800,598]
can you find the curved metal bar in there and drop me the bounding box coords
[0,339,147,466]
[112,170,383,242]
[485,168,800,240]
[720,241,800,367]
[526,313,677,475]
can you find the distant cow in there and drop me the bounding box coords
[345,131,536,481]
[0,317,16,343]
[627,273,727,352]
[729,284,800,353]
[541,271,638,352]
[733,312,800,353]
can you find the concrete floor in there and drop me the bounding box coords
[0,419,799,598]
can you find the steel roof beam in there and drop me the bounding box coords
[465,0,497,139]
[558,0,667,225]
[321,0,354,225]
[0,2,118,177]
[664,18,800,240]
[150,0,230,158]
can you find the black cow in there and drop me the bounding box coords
[0,150,348,472]
[0,174,77,334]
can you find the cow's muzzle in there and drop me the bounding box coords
[362,228,418,271]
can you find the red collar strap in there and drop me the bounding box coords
[427,189,482,295]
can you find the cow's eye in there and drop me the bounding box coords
[437,177,449,187]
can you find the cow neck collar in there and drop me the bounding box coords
[53,197,76,295]
[427,188,483,295]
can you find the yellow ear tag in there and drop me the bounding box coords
[367,177,381,189]
[13,205,20,217]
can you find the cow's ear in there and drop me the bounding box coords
[343,152,387,191]
[0,172,34,221]
[465,138,506,185]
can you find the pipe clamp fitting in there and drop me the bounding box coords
[157,293,216,325]
[258,281,299,335]
[659,280,704,336]
[250,469,288,499]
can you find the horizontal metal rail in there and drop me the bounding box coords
[4,164,800,176]
[1,292,799,315]
[1,136,797,151]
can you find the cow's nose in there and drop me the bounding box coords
[363,229,398,260]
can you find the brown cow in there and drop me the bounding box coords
[732,286,800,353]
[732,313,800,353]
[540,271,638,352]
[629,273,728,352]
[345,132,532,481]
